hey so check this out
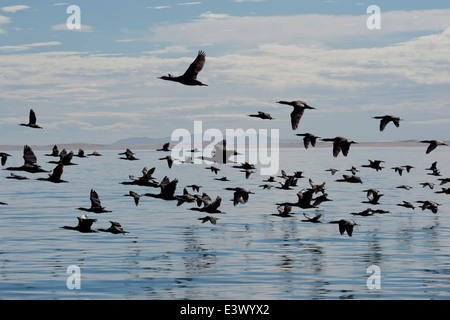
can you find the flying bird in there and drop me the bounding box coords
[329,219,359,237]
[321,136,357,157]
[420,140,448,154]
[5,145,47,173]
[119,149,139,161]
[302,212,323,223]
[271,205,295,218]
[296,133,320,149]
[98,221,129,234]
[124,191,141,206]
[19,109,43,129]
[158,50,208,86]
[372,115,402,131]
[157,142,171,152]
[198,216,219,225]
[78,189,111,213]
[277,100,315,130]
[248,111,274,120]
[0,152,11,166]
[190,193,225,214]
[225,187,255,206]
[37,162,67,183]
[60,215,98,233]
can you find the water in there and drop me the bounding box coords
[1,146,450,300]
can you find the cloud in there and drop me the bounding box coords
[1,5,30,13]
[51,23,93,32]
[178,2,202,6]
[148,9,450,49]
[0,41,61,52]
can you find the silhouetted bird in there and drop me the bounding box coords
[335,175,363,184]
[45,145,59,157]
[241,169,255,179]
[296,133,320,149]
[175,188,197,206]
[277,100,315,130]
[37,162,67,183]
[271,205,294,218]
[372,115,402,131]
[362,189,383,205]
[351,208,374,216]
[361,159,385,171]
[122,167,158,187]
[6,173,28,180]
[225,187,255,206]
[0,152,11,166]
[144,176,179,201]
[325,168,339,175]
[48,149,77,166]
[88,151,102,156]
[435,187,450,195]
[438,177,450,185]
[420,182,434,189]
[391,166,404,176]
[187,184,202,192]
[276,188,317,209]
[397,201,415,210]
[98,221,129,234]
[416,200,440,213]
[158,50,208,86]
[396,185,413,190]
[420,140,448,154]
[214,176,230,181]
[259,184,273,190]
[198,216,219,225]
[302,212,323,223]
[159,155,174,168]
[248,111,274,120]
[119,149,139,160]
[190,193,224,214]
[329,219,359,237]
[6,145,47,173]
[402,165,414,173]
[60,215,98,233]
[78,189,111,213]
[321,136,357,157]
[19,109,42,129]
[74,149,87,158]
[263,176,276,182]
[206,166,220,174]
[124,191,141,206]
[233,162,256,170]
[157,142,171,152]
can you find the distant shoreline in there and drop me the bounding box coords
[0,141,431,152]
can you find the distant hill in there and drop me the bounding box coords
[111,137,170,146]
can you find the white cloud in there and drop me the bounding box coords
[178,2,202,6]
[51,23,93,32]
[149,9,450,48]
[0,41,61,51]
[1,5,30,13]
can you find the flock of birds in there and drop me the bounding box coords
[2,50,449,238]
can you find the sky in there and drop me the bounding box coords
[0,0,449,146]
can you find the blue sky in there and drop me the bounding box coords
[0,0,449,146]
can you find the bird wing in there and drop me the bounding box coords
[379,118,390,131]
[23,145,37,165]
[29,109,37,125]
[50,162,64,181]
[182,50,206,80]
[290,107,305,130]
[90,189,102,208]
[209,196,222,210]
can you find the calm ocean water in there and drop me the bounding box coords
[1,146,450,300]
